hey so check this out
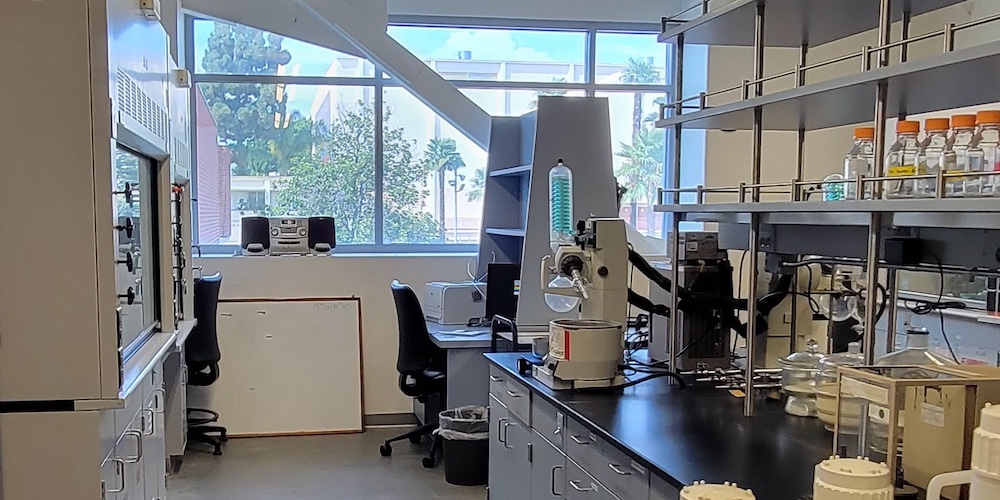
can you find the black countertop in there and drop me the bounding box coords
[486,353,830,500]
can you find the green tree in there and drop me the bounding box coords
[199,22,295,175]
[529,77,568,110]
[616,127,665,230]
[270,103,440,244]
[467,168,486,202]
[620,58,661,140]
[423,138,466,240]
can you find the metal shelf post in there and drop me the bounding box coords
[667,33,686,375]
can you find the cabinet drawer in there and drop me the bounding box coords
[565,418,603,474]
[650,474,680,500]
[600,444,650,500]
[489,365,508,398]
[532,397,565,449]
[565,458,604,500]
[504,377,531,423]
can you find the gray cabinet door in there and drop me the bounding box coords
[531,430,566,499]
[506,415,533,500]
[565,459,603,500]
[649,474,680,500]
[489,396,509,500]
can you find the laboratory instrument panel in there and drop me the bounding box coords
[241,216,337,256]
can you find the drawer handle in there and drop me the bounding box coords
[609,463,632,476]
[141,408,155,436]
[570,435,590,445]
[569,480,596,492]
[506,390,521,398]
[106,459,126,494]
[497,417,508,444]
[550,465,563,496]
[122,430,143,463]
[490,375,504,382]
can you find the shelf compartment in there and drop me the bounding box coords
[655,40,1000,131]
[659,0,965,47]
[490,164,532,177]
[485,227,527,237]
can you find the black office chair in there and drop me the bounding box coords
[186,273,228,456]
[378,281,447,468]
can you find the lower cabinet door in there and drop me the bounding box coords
[649,474,680,500]
[505,416,532,500]
[565,460,603,500]
[530,430,566,499]
[143,397,167,500]
[488,396,510,500]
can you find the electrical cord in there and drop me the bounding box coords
[734,250,749,356]
[575,369,687,392]
[901,252,963,363]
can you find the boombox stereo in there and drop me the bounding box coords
[241,217,336,256]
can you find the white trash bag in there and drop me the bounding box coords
[435,405,489,441]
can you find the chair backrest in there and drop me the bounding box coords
[391,280,435,376]
[187,273,223,369]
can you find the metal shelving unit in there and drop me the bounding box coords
[656,0,1000,417]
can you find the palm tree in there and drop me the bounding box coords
[423,138,466,240]
[529,77,568,110]
[467,168,486,202]
[615,127,665,231]
[620,58,661,141]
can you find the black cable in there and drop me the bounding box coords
[734,250,748,356]
[575,369,687,392]
[900,252,962,363]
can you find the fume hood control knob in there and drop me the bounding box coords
[117,251,136,273]
[271,228,280,237]
[113,182,135,207]
[119,287,136,306]
[298,227,307,236]
[115,218,135,239]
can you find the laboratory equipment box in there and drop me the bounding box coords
[424,282,487,325]
[835,365,1000,498]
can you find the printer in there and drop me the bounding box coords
[424,282,487,325]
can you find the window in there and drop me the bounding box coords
[114,148,159,358]
[598,91,668,238]
[188,16,685,252]
[595,32,669,86]
[387,26,588,83]
[383,88,486,244]
[193,19,374,78]
[194,82,377,245]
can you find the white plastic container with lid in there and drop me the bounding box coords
[925,403,1000,500]
[680,481,755,500]
[813,456,893,500]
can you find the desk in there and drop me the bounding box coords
[427,322,546,409]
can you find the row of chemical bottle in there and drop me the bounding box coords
[826,110,1000,200]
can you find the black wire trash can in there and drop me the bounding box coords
[436,406,489,486]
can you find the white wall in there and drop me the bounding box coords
[387,0,683,24]
[193,255,474,415]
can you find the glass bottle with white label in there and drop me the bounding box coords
[844,127,875,200]
[919,118,950,198]
[944,114,978,197]
[886,121,922,198]
[971,111,1000,195]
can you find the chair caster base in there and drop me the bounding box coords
[379,444,392,457]
[422,456,436,468]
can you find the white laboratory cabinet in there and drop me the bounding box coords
[0,0,192,497]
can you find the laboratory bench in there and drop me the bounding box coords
[485,353,830,500]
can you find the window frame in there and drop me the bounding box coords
[185,14,674,254]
